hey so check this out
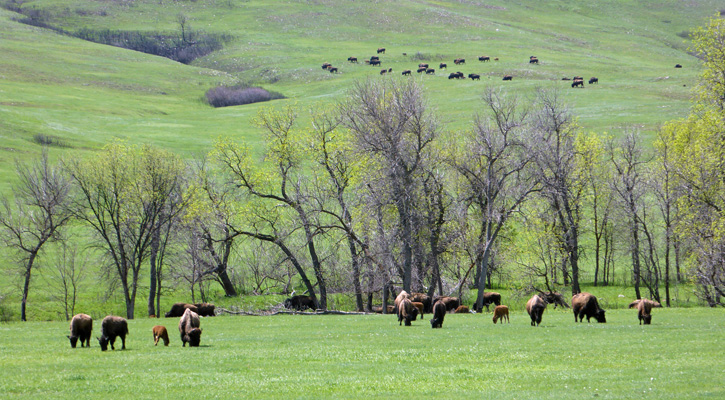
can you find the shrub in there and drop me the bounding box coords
[205,85,285,108]
[33,134,69,148]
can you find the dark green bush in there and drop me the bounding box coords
[205,85,285,108]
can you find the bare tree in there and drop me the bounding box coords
[0,150,72,321]
[44,244,88,320]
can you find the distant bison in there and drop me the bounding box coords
[439,63,447,69]
[502,75,513,81]
[418,63,429,69]
[572,79,584,88]
[409,292,432,313]
[380,69,388,75]
[165,303,198,318]
[492,305,509,324]
[370,60,381,66]
[284,295,316,311]
[179,308,202,347]
[628,299,662,325]
[448,72,464,79]
[526,295,546,326]
[430,300,446,328]
[348,57,358,63]
[529,57,539,64]
[572,292,606,323]
[675,64,682,68]
[397,298,418,326]
[377,47,386,54]
[68,313,92,348]
[152,325,169,346]
[193,303,216,317]
[426,68,435,74]
[321,62,332,69]
[328,67,339,73]
[98,315,128,351]
[468,73,481,80]
[402,69,412,76]
[589,77,598,84]
[417,67,427,73]
[479,56,490,62]
[454,58,466,65]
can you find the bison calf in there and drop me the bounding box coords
[492,305,509,324]
[411,301,425,320]
[152,325,170,346]
[68,313,93,348]
[455,305,470,313]
[430,300,446,328]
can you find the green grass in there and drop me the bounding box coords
[1,308,723,399]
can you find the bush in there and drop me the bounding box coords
[33,134,69,148]
[205,85,285,108]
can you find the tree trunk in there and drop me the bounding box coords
[349,240,364,312]
[147,227,160,317]
[20,252,38,322]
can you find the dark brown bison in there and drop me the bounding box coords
[322,62,332,69]
[97,315,128,351]
[426,68,435,74]
[433,296,460,311]
[675,64,682,68]
[474,291,502,312]
[402,69,412,76]
[179,308,202,347]
[152,325,169,346]
[572,79,584,88]
[380,69,387,75]
[454,58,466,65]
[370,56,380,61]
[370,60,381,66]
[193,303,216,317]
[284,295,316,311]
[409,292,432,313]
[492,305,509,324]
[348,57,357,63]
[526,295,546,326]
[468,73,481,80]
[430,300,446,328]
[397,298,418,326]
[529,57,539,64]
[329,67,339,73]
[68,313,92,348]
[589,77,598,84]
[502,75,513,81]
[629,299,662,325]
[572,292,606,323]
[479,56,490,62]
[417,67,427,73]
[448,72,464,79]
[418,63,429,69]
[377,47,386,54]
[165,303,198,318]
[439,63,447,69]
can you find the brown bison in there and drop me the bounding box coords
[473,292,502,312]
[380,69,387,75]
[321,62,331,69]
[393,290,410,313]
[152,325,169,346]
[572,292,606,323]
[439,63,447,69]
[402,69,412,76]
[409,292,432,313]
[417,67,427,73]
[426,68,435,74]
[369,60,381,66]
[328,67,338,73]
[284,295,316,311]
[377,47,386,54]
[526,295,547,326]
[468,73,481,80]
[165,303,198,318]
[455,305,470,313]
[430,300,446,328]
[529,57,539,64]
[628,299,662,325]
[589,77,598,84]
[502,75,513,81]
[478,56,490,62]
[68,313,92,348]
[179,308,202,347]
[193,303,216,317]
[98,315,128,351]
[397,298,418,326]
[454,58,465,65]
[370,56,380,61]
[448,72,464,79]
[572,79,584,88]
[418,63,429,69]
[348,57,357,63]
[411,301,425,319]
[433,296,460,311]
[492,305,509,324]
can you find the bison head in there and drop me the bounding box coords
[595,309,607,323]
[68,335,79,348]
[98,336,110,351]
[642,314,652,325]
[187,328,202,347]
[430,318,439,328]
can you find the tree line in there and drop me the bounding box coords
[2,17,724,321]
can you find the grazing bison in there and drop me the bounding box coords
[380,69,387,75]
[439,63,447,69]
[492,305,509,324]
[97,315,128,351]
[417,67,427,74]
[430,300,446,328]
[179,308,202,347]
[284,295,316,311]
[165,303,198,318]
[348,57,357,63]
[397,298,418,326]
[377,47,386,54]
[418,63,429,69]
[402,69,412,76]
[152,325,169,346]
[370,60,381,66]
[572,292,606,323]
[426,68,435,75]
[68,313,92,348]
[411,301,425,319]
[589,77,598,84]
[455,305,470,313]
[448,72,464,79]
[329,67,338,73]
[502,75,513,81]
[526,295,547,326]
[675,64,682,68]
[454,58,466,65]
[479,56,490,62]
[433,296,460,311]
[193,303,216,317]
[370,56,380,61]
[529,57,539,64]
[572,79,584,88]
[322,62,331,69]
[409,292,432,313]
[628,299,662,325]
[468,73,481,80]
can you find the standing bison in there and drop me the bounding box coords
[97,315,128,351]
[152,325,170,346]
[526,295,547,326]
[179,308,202,347]
[409,292,432,313]
[165,303,198,318]
[284,295,316,311]
[430,300,446,328]
[194,303,216,317]
[397,298,418,326]
[68,313,92,348]
[433,296,460,311]
[492,305,509,324]
[629,299,662,325]
[572,292,606,323]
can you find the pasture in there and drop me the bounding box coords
[1,308,723,399]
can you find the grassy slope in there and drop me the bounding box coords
[0,0,722,318]
[0,308,723,399]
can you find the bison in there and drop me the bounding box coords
[321,62,332,69]
[179,308,202,347]
[97,315,128,351]
[529,57,539,64]
[492,305,509,324]
[402,69,412,76]
[348,57,358,63]
[417,67,427,73]
[448,71,464,79]
[409,292,432,313]
[328,67,338,73]
[675,64,682,68]
[433,296,460,311]
[426,68,435,74]
[526,295,546,326]
[455,305,470,313]
[284,295,316,311]
[152,325,169,346]
[572,79,584,88]
[165,303,198,318]
[430,300,446,328]
[439,63,447,69]
[502,75,513,81]
[589,77,598,84]
[68,313,92,348]
[393,290,410,313]
[454,58,466,65]
[411,301,425,320]
[370,56,380,61]
[380,69,387,75]
[628,299,662,325]
[397,298,418,326]
[479,56,490,62]
[193,303,216,317]
[369,60,381,66]
[473,291,502,312]
[418,63,429,69]
[377,47,386,54]
[572,292,606,323]
[468,73,481,80]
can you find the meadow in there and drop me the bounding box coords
[1,307,723,399]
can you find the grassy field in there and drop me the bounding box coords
[1,307,723,399]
